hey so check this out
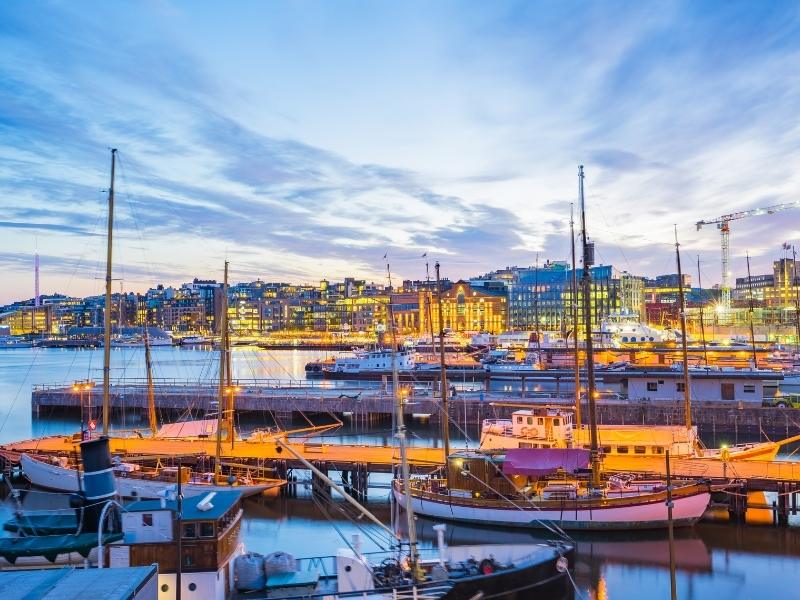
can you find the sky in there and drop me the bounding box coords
[1,0,800,304]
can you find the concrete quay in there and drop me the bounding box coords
[30,378,800,436]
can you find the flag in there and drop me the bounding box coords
[421,252,427,258]
[383,251,388,259]
[784,242,791,250]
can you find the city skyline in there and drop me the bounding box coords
[3,2,800,304]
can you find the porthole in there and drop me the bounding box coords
[161,584,169,592]
[188,583,197,591]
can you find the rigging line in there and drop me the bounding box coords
[115,154,157,282]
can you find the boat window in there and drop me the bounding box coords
[538,418,544,425]
[142,514,153,527]
[634,446,647,454]
[658,380,664,385]
[622,336,628,342]
[647,382,658,392]
[527,417,533,425]
[677,382,685,392]
[516,417,523,424]
[744,384,756,393]
[199,522,214,538]
[617,446,629,454]
[553,418,560,426]
[601,446,612,454]
[183,523,197,538]
[654,446,665,454]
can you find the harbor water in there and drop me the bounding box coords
[1,346,799,599]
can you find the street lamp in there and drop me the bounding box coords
[72,380,95,440]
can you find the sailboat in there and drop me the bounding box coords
[15,152,284,499]
[393,166,711,530]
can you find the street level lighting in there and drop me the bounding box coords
[72,380,95,440]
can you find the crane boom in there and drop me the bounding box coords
[696,200,800,313]
[696,201,800,229]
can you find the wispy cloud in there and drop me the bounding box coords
[1,1,799,303]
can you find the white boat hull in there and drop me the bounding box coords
[394,487,710,530]
[21,454,275,499]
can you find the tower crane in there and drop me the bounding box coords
[696,201,800,311]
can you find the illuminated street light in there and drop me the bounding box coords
[72,379,95,440]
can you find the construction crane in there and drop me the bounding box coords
[696,201,800,311]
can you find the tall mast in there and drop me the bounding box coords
[697,256,708,366]
[425,262,436,359]
[387,262,420,577]
[570,203,582,427]
[578,165,600,488]
[793,246,800,353]
[215,261,229,475]
[144,324,157,435]
[533,254,543,367]
[674,227,692,430]
[435,262,450,461]
[745,253,758,367]
[102,148,117,436]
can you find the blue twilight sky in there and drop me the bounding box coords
[1,1,800,303]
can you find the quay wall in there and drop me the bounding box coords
[30,385,800,436]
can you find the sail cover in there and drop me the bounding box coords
[502,448,591,477]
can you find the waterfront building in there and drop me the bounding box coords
[424,280,507,334]
[475,262,641,332]
[0,304,53,334]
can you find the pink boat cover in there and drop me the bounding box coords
[502,448,591,477]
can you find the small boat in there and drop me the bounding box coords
[0,336,34,349]
[180,334,211,345]
[20,452,282,499]
[235,539,574,599]
[330,348,415,374]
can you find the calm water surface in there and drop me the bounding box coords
[1,346,798,599]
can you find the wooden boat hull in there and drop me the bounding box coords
[20,454,283,499]
[394,481,710,531]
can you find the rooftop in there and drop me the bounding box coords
[0,565,156,600]
[125,489,242,521]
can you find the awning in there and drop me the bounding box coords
[502,448,591,477]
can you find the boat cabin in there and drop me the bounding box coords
[480,406,700,457]
[109,490,243,600]
[333,348,415,373]
[481,407,574,450]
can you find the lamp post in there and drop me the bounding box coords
[72,380,95,440]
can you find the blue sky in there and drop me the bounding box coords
[1,1,799,303]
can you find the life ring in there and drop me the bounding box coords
[520,427,530,437]
[479,558,495,574]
